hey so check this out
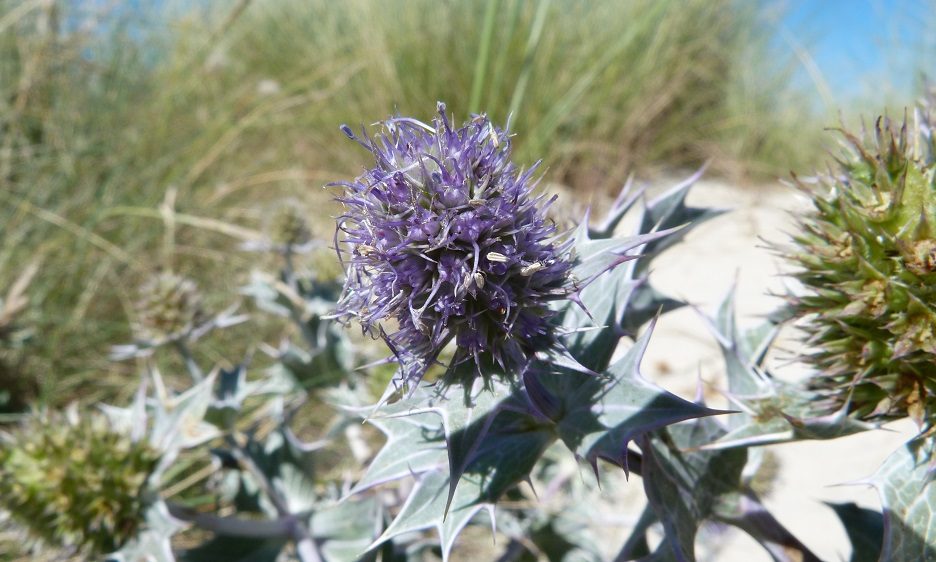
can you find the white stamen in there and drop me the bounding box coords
[487,252,509,263]
[521,262,544,276]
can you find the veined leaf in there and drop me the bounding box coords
[553,320,722,469]
[639,417,747,562]
[873,437,936,561]
[370,469,494,562]
[349,411,448,494]
[358,381,555,559]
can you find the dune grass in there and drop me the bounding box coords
[0,0,831,408]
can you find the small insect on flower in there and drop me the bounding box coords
[333,103,576,389]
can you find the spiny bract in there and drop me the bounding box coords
[788,92,936,428]
[334,103,574,389]
[0,410,159,555]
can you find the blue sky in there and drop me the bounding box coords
[779,0,934,107]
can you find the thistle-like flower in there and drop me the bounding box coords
[242,198,318,255]
[334,103,574,388]
[786,92,936,428]
[133,271,205,344]
[111,271,248,362]
[0,409,159,555]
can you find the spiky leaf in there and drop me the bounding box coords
[311,497,383,562]
[149,373,220,464]
[701,292,874,450]
[638,417,747,562]
[105,501,182,562]
[349,411,448,494]
[873,437,936,561]
[370,469,494,562]
[563,168,720,372]
[356,380,556,558]
[631,166,724,276]
[553,322,721,467]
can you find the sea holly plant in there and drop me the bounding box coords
[330,105,781,560]
[6,100,936,562]
[110,271,248,369]
[695,290,877,451]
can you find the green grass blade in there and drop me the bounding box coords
[469,0,500,113]
[507,0,551,122]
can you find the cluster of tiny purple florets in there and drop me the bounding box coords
[334,103,574,387]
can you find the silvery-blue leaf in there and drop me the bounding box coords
[311,497,382,562]
[368,469,494,562]
[872,437,936,561]
[632,166,724,276]
[348,411,448,494]
[240,271,293,318]
[358,381,554,560]
[638,417,747,562]
[148,373,219,483]
[552,321,723,469]
[105,501,182,562]
[699,290,875,450]
[563,168,719,372]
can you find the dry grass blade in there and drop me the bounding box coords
[0,260,39,328]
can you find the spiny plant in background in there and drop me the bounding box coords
[133,272,206,347]
[110,271,247,370]
[244,198,319,257]
[785,91,936,430]
[0,409,159,556]
[0,212,377,561]
[266,199,315,255]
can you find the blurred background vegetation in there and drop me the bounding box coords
[0,0,932,411]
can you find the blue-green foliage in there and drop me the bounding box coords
[6,162,936,562]
[340,171,730,559]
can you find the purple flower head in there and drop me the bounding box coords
[333,103,574,389]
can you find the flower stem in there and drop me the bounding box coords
[226,435,323,562]
[173,339,204,383]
